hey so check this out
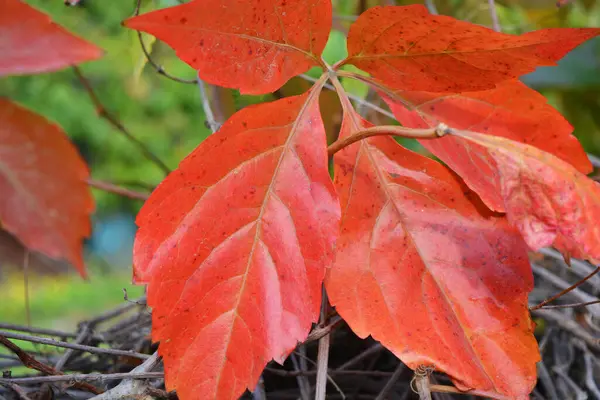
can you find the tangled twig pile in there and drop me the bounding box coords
[1,249,599,400]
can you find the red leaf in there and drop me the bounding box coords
[382,79,592,211]
[453,130,600,265]
[0,0,103,76]
[134,88,340,399]
[124,0,331,95]
[0,99,93,277]
[327,105,539,399]
[343,5,599,92]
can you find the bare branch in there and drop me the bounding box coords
[0,334,102,394]
[0,331,150,360]
[0,372,164,386]
[531,308,600,351]
[315,290,331,400]
[87,179,150,200]
[196,73,221,133]
[530,264,600,311]
[73,66,171,175]
[375,363,405,400]
[487,0,501,32]
[89,352,161,400]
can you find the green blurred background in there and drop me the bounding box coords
[0,0,599,331]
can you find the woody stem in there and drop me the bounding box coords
[327,125,445,156]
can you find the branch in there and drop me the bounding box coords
[0,334,102,394]
[0,331,150,360]
[429,384,510,400]
[0,372,163,386]
[196,73,221,133]
[328,125,448,156]
[87,178,150,200]
[89,352,162,400]
[529,263,600,311]
[535,299,600,310]
[315,290,330,400]
[487,0,501,32]
[73,66,171,175]
[531,308,600,351]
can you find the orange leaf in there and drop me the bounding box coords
[133,88,340,399]
[453,130,600,265]
[0,0,103,76]
[342,5,599,92]
[327,105,539,399]
[124,0,331,95]
[381,79,592,211]
[0,99,93,277]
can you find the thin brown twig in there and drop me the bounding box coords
[374,362,405,400]
[530,266,600,311]
[531,309,600,351]
[72,66,171,175]
[0,334,102,395]
[0,331,150,360]
[133,0,197,85]
[0,382,32,400]
[429,384,510,399]
[305,316,343,343]
[0,324,78,339]
[264,368,394,378]
[87,178,150,200]
[54,324,91,372]
[0,372,163,386]
[536,299,600,310]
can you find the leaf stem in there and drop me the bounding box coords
[328,125,445,155]
[133,0,196,85]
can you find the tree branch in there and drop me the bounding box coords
[87,178,150,200]
[0,372,163,386]
[0,334,102,394]
[0,331,150,360]
[73,66,171,175]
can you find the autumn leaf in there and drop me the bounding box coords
[340,5,599,92]
[380,79,592,211]
[326,102,539,399]
[133,87,340,399]
[124,0,332,95]
[0,0,103,76]
[453,130,600,265]
[0,99,93,277]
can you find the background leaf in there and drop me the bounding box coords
[0,99,93,277]
[0,0,103,76]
